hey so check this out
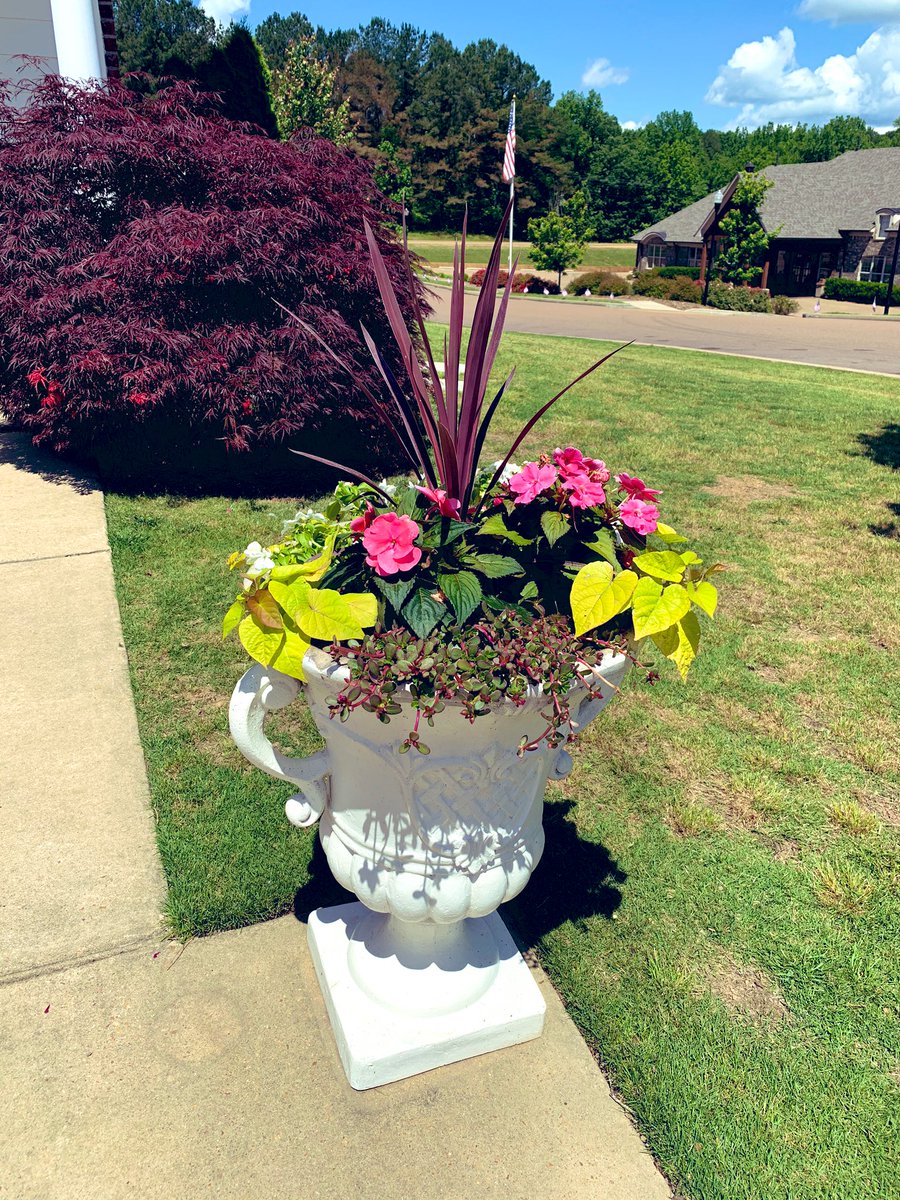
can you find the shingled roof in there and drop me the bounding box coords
[633,148,900,244]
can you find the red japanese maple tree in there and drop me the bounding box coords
[0,75,423,477]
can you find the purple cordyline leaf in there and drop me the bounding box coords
[460,255,518,489]
[289,450,394,502]
[474,342,634,518]
[456,195,514,488]
[363,218,432,406]
[401,202,446,427]
[400,341,445,479]
[270,295,402,424]
[463,367,516,511]
[445,214,467,429]
[359,323,435,484]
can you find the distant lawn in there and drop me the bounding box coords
[407,233,634,271]
[106,332,898,1200]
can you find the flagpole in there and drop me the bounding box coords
[509,175,514,278]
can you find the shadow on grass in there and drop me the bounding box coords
[857,422,900,470]
[870,500,900,539]
[292,796,626,944]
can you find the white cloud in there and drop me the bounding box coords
[798,0,900,23]
[199,0,250,25]
[581,58,629,88]
[706,24,900,126]
[621,119,645,130]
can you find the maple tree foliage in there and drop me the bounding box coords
[0,75,424,466]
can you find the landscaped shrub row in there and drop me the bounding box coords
[468,268,561,294]
[0,76,422,485]
[705,281,772,313]
[632,270,797,314]
[823,277,899,304]
[659,265,701,279]
[571,270,631,296]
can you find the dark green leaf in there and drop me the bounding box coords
[394,486,418,518]
[438,570,483,624]
[583,529,617,566]
[477,513,534,546]
[462,553,523,578]
[540,510,571,547]
[373,575,415,610]
[440,519,470,546]
[403,588,446,637]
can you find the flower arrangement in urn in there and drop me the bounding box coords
[224,202,721,1090]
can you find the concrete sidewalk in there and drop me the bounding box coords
[0,429,671,1200]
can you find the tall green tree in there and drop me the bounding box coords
[113,0,215,75]
[528,206,584,287]
[254,11,314,71]
[270,36,351,145]
[197,25,277,136]
[715,173,776,284]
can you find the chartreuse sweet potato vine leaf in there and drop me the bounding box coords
[277,581,375,642]
[632,550,686,583]
[222,598,245,638]
[570,561,638,637]
[651,609,701,680]
[238,610,285,668]
[653,522,688,545]
[246,588,282,629]
[685,579,718,617]
[269,535,335,584]
[631,578,692,639]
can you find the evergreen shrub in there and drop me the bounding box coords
[822,277,899,303]
[573,270,631,295]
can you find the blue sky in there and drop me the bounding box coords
[200,0,900,130]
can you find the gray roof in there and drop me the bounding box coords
[633,148,900,244]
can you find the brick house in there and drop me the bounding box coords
[0,0,117,88]
[632,149,900,296]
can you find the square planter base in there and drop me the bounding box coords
[307,902,546,1090]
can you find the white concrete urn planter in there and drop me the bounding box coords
[229,646,629,1088]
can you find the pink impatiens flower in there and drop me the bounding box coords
[619,497,659,536]
[508,461,558,505]
[553,446,584,473]
[350,502,377,535]
[415,484,461,518]
[362,512,422,576]
[615,472,661,502]
[564,475,607,509]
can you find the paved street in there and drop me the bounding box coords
[428,286,900,375]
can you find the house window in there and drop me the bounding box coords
[877,212,899,239]
[644,243,667,268]
[685,246,702,267]
[860,257,890,282]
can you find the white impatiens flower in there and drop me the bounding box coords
[242,541,275,579]
[379,479,399,497]
[491,459,521,485]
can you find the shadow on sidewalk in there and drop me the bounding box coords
[0,426,96,494]
[291,796,626,945]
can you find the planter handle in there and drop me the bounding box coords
[229,663,330,828]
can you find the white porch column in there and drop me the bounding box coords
[49,0,106,82]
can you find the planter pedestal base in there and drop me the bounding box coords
[307,902,546,1090]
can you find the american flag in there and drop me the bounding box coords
[502,98,516,183]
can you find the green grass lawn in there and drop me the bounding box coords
[105,332,899,1200]
[407,233,634,271]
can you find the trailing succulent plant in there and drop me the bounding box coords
[224,202,721,751]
